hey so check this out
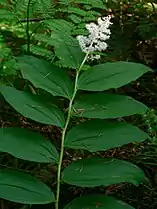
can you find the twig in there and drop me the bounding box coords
[19,17,52,23]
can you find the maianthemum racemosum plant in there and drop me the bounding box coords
[0,15,152,209]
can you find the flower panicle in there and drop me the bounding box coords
[77,15,112,61]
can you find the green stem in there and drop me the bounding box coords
[26,0,32,53]
[55,40,94,209]
[55,71,79,209]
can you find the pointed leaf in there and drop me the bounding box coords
[35,21,84,69]
[54,34,84,69]
[0,169,54,204]
[78,62,151,91]
[72,93,148,119]
[62,157,148,187]
[17,55,73,99]
[64,195,135,209]
[0,85,65,128]
[0,127,59,163]
[65,119,149,152]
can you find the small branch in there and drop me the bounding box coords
[19,17,52,23]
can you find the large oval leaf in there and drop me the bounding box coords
[64,195,135,209]
[62,157,148,187]
[17,55,73,99]
[0,127,59,163]
[78,62,151,91]
[65,119,149,152]
[0,169,54,204]
[72,93,148,118]
[0,85,65,128]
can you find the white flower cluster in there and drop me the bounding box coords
[77,15,112,61]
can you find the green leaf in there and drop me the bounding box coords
[17,56,73,99]
[78,62,151,91]
[0,127,59,163]
[0,85,65,128]
[64,195,135,209]
[0,169,54,204]
[44,19,74,35]
[65,119,149,152]
[72,93,148,118]
[62,157,148,187]
[54,34,84,69]
[35,20,84,69]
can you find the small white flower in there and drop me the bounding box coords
[77,15,112,61]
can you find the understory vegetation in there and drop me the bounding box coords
[0,0,157,209]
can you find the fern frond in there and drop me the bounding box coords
[44,19,75,34]
[0,9,14,21]
[59,0,73,6]
[23,44,53,59]
[77,0,104,8]
[34,0,56,18]
[68,14,82,24]
[0,35,18,76]
[59,7,87,16]
[34,19,84,68]
[59,0,104,9]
